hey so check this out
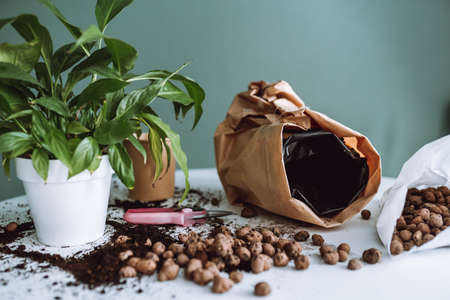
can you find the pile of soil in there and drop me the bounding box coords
[0,221,177,288]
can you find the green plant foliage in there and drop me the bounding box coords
[0,0,205,199]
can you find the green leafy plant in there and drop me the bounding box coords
[0,0,205,199]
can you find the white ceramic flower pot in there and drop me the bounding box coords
[15,156,114,247]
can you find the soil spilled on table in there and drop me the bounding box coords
[0,221,177,288]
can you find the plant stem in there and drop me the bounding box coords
[13,119,27,133]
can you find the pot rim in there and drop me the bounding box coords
[15,155,114,184]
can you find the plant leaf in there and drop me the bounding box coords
[73,78,128,108]
[44,127,71,167]
[70,25,103,53]
[82,65,121,79]
[5,109,32,120]
[148,127,163,183]
[11,14,53,80]
[88,155,102,172]
[34,62,51,93]
[115,64,187,120]
[0,17,15,30]
[64,48,112,99]
[0,132,33,153]
[72,48,112,73]
[141,113,189,200]
[32,148,49,181]
[38,0,82,39]
[0,62,44,87]
[158,81,195,105]
[51,42,93,77]
[127,134,147,163]
[0,40,41,73]
[34,96,71,117]
[95,0,134,32]
[104,89,124,120]
[31,110,51,141]
[108,142,134,189]
[126,67,205,128]
[104,38,137,75]
[67,121,90,134]
[94,118,137,145]
[161,135,172,175]
[70,136,99,177]
[1,155,11,177]
[0,82,29,114]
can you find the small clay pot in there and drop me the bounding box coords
[124,133,175,202]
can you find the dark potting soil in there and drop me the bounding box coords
[0,221,34,244]
[111,188,221,210]
[0,220,178,288]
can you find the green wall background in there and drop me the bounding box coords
[1,0,449,200]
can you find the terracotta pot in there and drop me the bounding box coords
[124,133,175,202]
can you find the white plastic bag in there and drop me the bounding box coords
[377,135,450,255]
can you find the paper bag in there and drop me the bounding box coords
[377,135,450,254]
[214,81,381,227]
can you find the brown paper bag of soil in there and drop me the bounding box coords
[124,134,175,202]
[214,81,381,227]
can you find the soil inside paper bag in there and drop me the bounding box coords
[283,129,369,217]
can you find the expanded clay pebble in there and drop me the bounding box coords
[176,253,189,266]
[115,235,130,244]
[236,246,251,262]
[361,209,371,220]
[294,230,310,241]
[135,259,157,275]
[250,242,263,256]
[168,243,184,254]
[6,222,18,232]
[273,252,289,267]
[390,240,404,255]
[262,243,276,257]
[285,241,302,258]
[254,282,271,296]
[338,250,348,262]
[152,241,166,255]
[145,252,160,263]
[337,243,350,253]
[235,226,251,239]
[311,234,324,246]
[118,250,133,261]
[323,252,339,265]
[229,271,243,283]
[205,262,220,276]
[362,248,382,264]
[212,276,233,293]
[158,260,180,281]
[246,231,263,243]
[127,257,140,268]
[186,258,202,279]
[319,245,335,257]
[391,186,450,254]
[178,233,188,243]
[119,266,137,278]
[347,259,362,270]
[192,269,214,285]
[162,250,174,259]
[251,254,272,273]
[294,255,310,270]
[241,206,257,218]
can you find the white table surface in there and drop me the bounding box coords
[0,169,449,300]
